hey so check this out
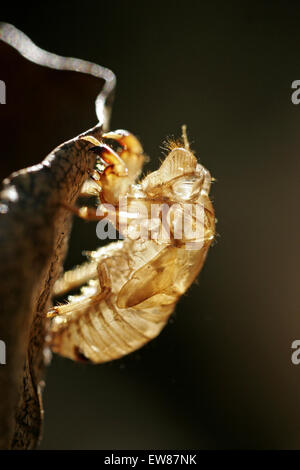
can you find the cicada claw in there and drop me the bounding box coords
[80,135,128,177]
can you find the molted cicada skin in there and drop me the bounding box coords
[49,129,215,363]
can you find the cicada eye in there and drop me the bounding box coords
[172,176,202,200]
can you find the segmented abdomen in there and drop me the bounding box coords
[51,288,174,363]
[50,239,176,363]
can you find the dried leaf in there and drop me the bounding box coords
[0,23,114,449]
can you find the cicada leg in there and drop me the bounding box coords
[97,261,111,297]
[80,135,127,177]
[53,260,98,297]
[60,202,110,221]
[48,260,112,320]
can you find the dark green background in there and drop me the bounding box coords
[1,1,300,449]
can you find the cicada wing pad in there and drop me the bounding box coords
[117,246,181,309]
[142,148,197,191]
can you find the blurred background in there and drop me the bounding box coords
[1,0,300,449]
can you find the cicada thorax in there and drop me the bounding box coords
[49,130,215,364]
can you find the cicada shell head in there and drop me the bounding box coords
[81,130,146,205]
[100,130,146,204]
